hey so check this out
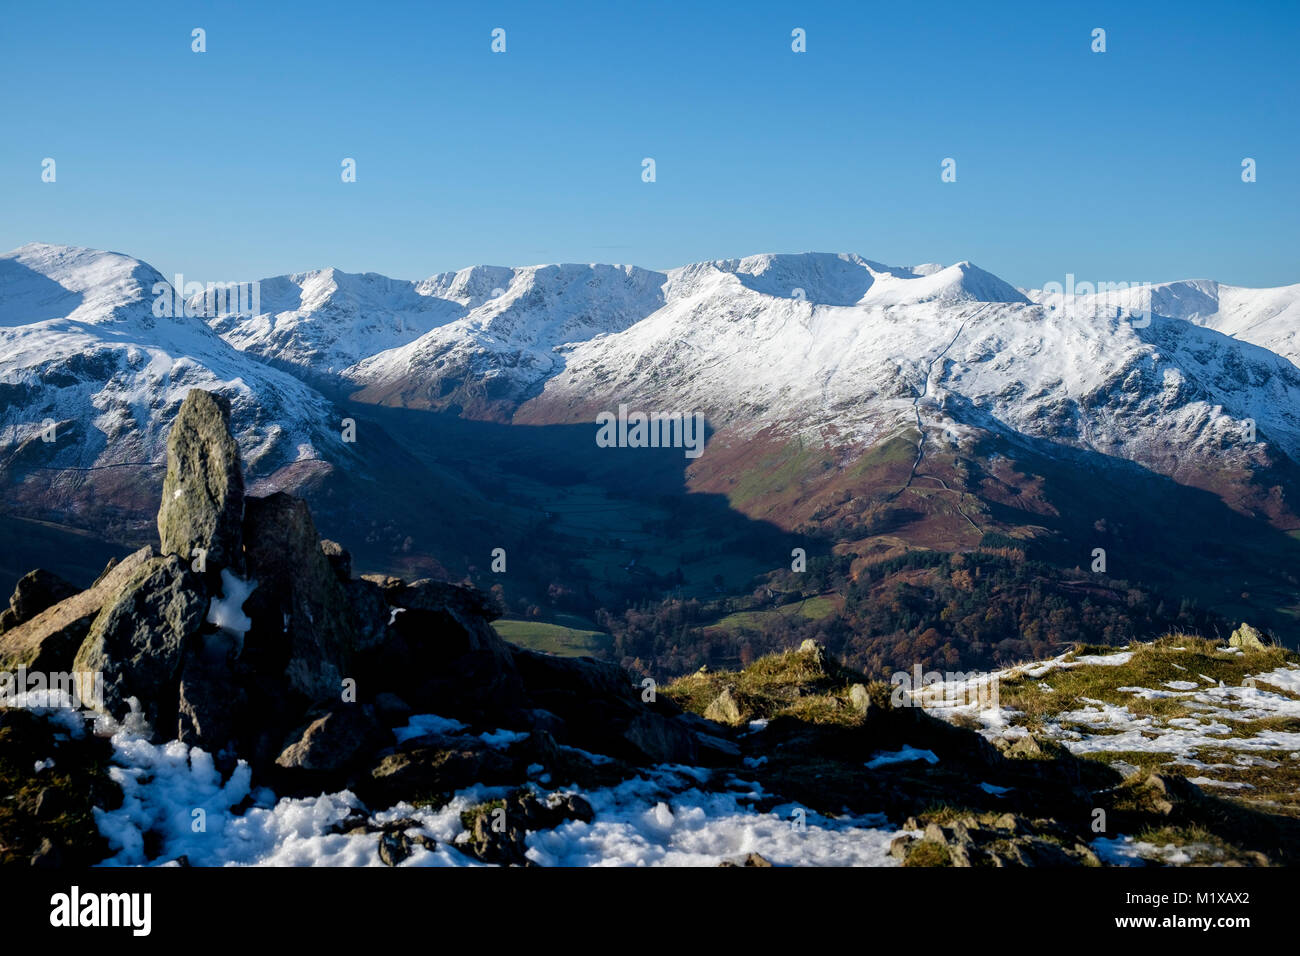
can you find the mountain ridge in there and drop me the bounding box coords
[6,241,1300,647]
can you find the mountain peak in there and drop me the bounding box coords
[860,260,1030,308]
[667,253,1028,308]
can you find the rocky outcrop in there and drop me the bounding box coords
[0,569,78,633]
[319,540,351,582]
[512,648,698,764]
[274,705,390,789]
[703,687,743,725]
[377,826,437,866]
[0,546,153,673]
[363,737,519,807]
[1230,622,1270,649]
[176,649,248,757]
[890,813,1102,867]
[157,389,245,573]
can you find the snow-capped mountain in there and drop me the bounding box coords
[1024,278,1300,371]
[8,242,1300,541]
[0,243,343,481]
[333,254,1027,420]
[345,263,668,417]
[207,261,670,418]
[511,256,1298,486]
[201,267,465,378]
[198,247,1300,486]
[665,253,1025,308]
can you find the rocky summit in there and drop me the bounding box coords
[2,388,1299,868]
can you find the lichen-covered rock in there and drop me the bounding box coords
[363,738,518,807]
[157,389,245,572]
[1229,622,1269,649]
[72,553,207,730]
[455,789,595,866]
[892,813,1094,867]
[703,686,743,725]
[377,827,437,866]
[848,683,873,716]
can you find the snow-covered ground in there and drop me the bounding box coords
[80,711,903,868]
[912,646,1300,761]
[909,644,1300,864]
[18,640,1300,867]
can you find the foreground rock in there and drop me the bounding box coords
[73,554,208,731]
[274,705,390,790]
[241,493,356,702]
[890,814,1101,867]
[1229,622,1270,649]
[156,389,245,573]
[0,546,153,674]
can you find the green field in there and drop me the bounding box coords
[492,619,613,658]
[713,594,840,632]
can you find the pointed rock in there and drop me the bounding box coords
[1229,622,1269,649]
[157,389,245,572]
[704,687,743,725]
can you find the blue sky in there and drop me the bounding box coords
[2,0,1296,289]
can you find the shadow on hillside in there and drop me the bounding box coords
[0,259,84,327]
[295,402,823,611]
[940,390,1300,646]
